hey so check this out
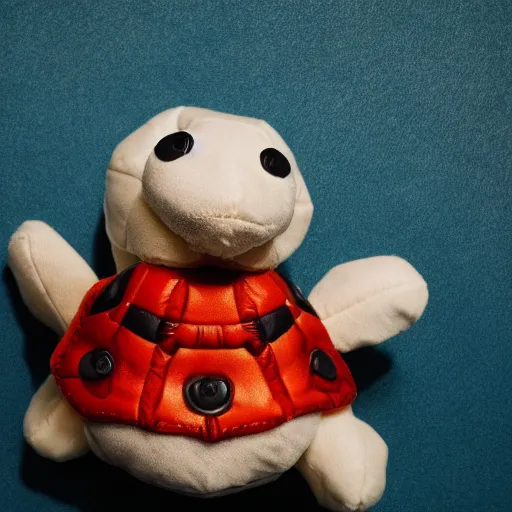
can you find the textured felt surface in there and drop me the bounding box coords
[1,1,511,511]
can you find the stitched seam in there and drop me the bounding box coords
[105,170,142,251]
[107,166,143,180]
[233,279,243,325]
[136,347,170,426]
[270,240,280,267]
[26,391,67,440]
[304,459,331,506]
[267,270,293,300]
[27,236,67,332]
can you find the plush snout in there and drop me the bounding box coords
[141,119,297,259]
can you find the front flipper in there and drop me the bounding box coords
[8,220,98,335]
[309,256,428,353]
[296,406,388,512]
[8,221,98,461]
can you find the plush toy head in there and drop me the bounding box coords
[105,107,314,270]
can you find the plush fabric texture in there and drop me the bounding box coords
[85,414,320,496]
[51,263,356,440]
[297,406,388,512]
[309,256,429,353]
[142,111,297,257]
[23,375,88,463]
[2,2,511,512]
[7,221,99,336]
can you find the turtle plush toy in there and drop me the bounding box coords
[8,107,428,511]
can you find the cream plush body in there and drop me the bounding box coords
[8,107,428,511]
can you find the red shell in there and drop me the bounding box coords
[51,263,356,442]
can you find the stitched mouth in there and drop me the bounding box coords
[142,194,286,258]
[174,216,279,258]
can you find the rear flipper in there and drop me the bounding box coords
[296,406,388,512]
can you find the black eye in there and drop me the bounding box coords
[260,148,291,178]
[154,131,194,162]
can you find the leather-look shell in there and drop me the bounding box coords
[51,263,356,442]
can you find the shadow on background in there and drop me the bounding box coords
[6,213,390,511]
[92,213,117,279]
[3,267,57,390]
[343,346,393,392]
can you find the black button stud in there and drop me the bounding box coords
[89,264,137,316]
[278,272,319,318]
[121,305,162,343]
[184,377,232,416]
[79,349,114,381]
[256,305,295,344]
[154,131,194,162]
[310,350,337,381]
[260,148,291,178]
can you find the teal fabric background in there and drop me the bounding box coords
[1,1,511,510]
